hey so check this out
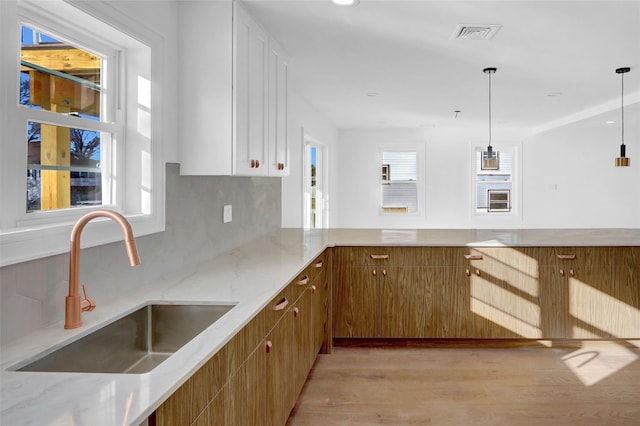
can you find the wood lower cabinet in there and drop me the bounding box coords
[332,245,639,341]
[155,252,330,426]
[380,266,432,338]
[266,309,295,426]
[333,264,378,337]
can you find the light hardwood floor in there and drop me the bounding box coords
[287,341,640,425]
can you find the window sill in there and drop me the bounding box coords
[0,212,164,267]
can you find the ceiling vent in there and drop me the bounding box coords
[452,24,502,40]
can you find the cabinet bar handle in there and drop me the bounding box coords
[557,254,576,260]
[370,254,389,260]
[298,275,310,285]
[315,260,324,268]
[265,340,273,353]
[274,297,288,311]
[464,254,483,260]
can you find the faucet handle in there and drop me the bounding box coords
[80,285,96,312]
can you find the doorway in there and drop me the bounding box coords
[303,135,327,229]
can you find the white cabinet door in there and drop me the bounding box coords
[234,3,268,176]
[268,40,289,176]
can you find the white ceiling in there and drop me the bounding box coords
[241,0,640,132]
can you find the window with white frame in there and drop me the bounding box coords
[381,151,418,214]
[0,0,164,266]
[474,147,514,213]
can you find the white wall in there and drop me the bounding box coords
[335,120,640,229]
[281,91,339,228]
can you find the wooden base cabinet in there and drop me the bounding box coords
[154,252,330,426]
[333,245,640,341]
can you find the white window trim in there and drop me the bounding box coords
[470,141,522,223]
[0,0,165,267]
[378,143,425,217]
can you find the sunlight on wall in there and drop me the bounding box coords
[562,341,638,386]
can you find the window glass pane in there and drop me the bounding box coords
[475,150,512,211]
[381,151,418,214]
[27,121,103,211]
[20,25,101,120]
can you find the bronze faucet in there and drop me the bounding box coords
[65,210,141,329]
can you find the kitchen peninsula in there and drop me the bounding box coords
[2,228,639,426]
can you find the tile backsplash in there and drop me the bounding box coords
[0,163,281,345]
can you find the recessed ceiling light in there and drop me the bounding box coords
[332,0,359,6]
[606,120,615,124]
[366,92,379,97]
[547,92,563,97]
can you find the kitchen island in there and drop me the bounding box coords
[2,228,640,426]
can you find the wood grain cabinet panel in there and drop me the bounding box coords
[380,266,431,338]
[226,343,266,426]
[611,247,640,338]
[333,263,378,338]
[293,287,313,397]
[155,346,228,426]
[537,247,615,339]
[466,247,541,338]
[266,312,295,426]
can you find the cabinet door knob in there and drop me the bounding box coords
[298,275,310,285]
[475,269,481,277]
[559,269,565,277]
[266,340,273,353]
[466,269,471,277]
[311,285,317,294]
[382,269,387,277]
[569,269,575,277]
[293,307,300,318]
[251,159,256,168]
[372,268,377,276]
[256,160,260,168]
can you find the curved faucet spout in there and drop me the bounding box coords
[65,210,141,329]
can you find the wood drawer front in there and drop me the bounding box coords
[333,246,451,267]
[290,252,327,302]
[537,246,612,267]
[264,286,294,334]
[612,246,640,268]
[227,310,266,375]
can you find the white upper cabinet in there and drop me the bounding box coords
[178,0,289,176]
[268,39,289,176]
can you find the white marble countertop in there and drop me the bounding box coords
[2,227,639,426]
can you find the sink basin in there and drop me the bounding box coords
[14,303,236,374]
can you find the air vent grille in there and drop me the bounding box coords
[453,24,502,40]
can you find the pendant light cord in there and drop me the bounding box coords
[621,70,625,146]
[488,70,492,149]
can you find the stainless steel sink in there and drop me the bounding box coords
[13,303,236,374]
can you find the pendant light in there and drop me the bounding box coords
[482,67,499,170]
[615,67,631,167]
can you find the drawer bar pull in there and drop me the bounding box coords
[557,254,576,260]
[274,297,288,311]
[464,254,483,260]
[298,275,310,285]
[315,260,324,268]
[370,254,389,260]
